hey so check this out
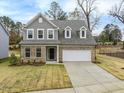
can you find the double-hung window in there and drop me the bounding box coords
[36,48,41,57]
[25,48,30,57]
[47,29,54,39]
[37,29,44,39]
[27,29,34,39]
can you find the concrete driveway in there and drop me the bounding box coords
[64,61,124,93]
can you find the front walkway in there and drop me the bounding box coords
[64,61,124,93]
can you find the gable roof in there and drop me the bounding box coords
[26,13,58,28]
[0,22,9,36]
[64,26,72,30]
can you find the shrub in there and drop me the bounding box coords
[33,59,46,66]
[10,53,18,65]
[122,41,124,49]
[113,40,117,45]
[15,44,20,49]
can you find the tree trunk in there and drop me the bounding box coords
[86,15,91,32]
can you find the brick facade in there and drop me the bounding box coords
[21,45,46,63]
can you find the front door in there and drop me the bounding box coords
[47,47,57,61]
[49,48,55,60]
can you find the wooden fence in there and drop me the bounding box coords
[97,46,124,59]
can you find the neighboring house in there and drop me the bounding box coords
[20,13,96,63]
[0,22,9,59]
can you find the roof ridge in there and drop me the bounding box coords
[51,20,84,21]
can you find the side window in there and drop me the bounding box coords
[37,29,44,39]
[25,48,30,57]
[47,29,54,39]
[36,48,41,57]
[27,29,34,39]
[80,27,86,38]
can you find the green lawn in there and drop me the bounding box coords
[96,54,124,80]
[0,58,72,93]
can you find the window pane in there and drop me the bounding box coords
[25,48,30,57]
[28,30,33,38]
[38,30,43,38]
[36,48,41,57]
[66,30,70,37]
[49,35,53,38]
[82,31,85,37]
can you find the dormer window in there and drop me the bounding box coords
[39,17,42,23]
[80,26,86,38]
[65,26,72,38]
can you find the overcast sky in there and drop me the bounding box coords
[0,0,124,38]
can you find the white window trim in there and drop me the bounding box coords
[37,29,44,40]
[64,26,72,38]
[47,29,55,40]
[25,48,31,58]
[35,48,41,57]
[39,17,43,23]
[27,29,34,40]
[80,26,87,38]
[65,30,71,38]
[65,26,72,30]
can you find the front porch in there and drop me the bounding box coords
[21,45,59,63]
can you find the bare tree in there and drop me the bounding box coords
[90,15,100,31]
[77,0,99,32]
[109,0,124,24]
[68,8,82,20]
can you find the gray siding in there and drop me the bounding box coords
[23,16,58,40]
[0,24,9,59]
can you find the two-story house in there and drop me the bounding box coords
[20,13,96,63]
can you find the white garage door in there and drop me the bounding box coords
[62,50,91,61]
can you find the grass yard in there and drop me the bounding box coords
[0,58,72,93]
[96,54,124,80]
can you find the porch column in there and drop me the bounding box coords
[57,45,59,63]
[21,46,24,58]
